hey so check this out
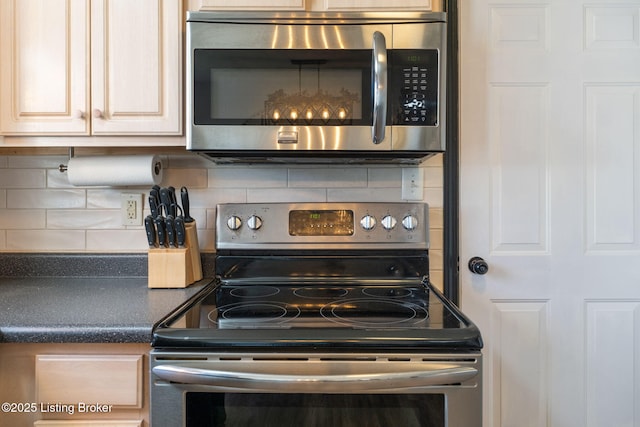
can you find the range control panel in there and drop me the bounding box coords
[216,202,429,250]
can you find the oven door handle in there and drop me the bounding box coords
[372,31,387,145]
[152,364,478,392]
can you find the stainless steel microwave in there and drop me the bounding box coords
[186,12,447,164]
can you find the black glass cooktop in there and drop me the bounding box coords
[153,280,482,351]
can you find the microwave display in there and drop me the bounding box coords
[192,49,438,127]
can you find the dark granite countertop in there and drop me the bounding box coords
[0,253,213,344]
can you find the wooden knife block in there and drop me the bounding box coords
[147,221,203,288]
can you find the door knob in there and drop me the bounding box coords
[468,257,489,275]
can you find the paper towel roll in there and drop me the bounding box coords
[67,155,163,187]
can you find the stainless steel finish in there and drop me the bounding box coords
[381,214,397,230]
[402,214,419,231]
[359,214,377,231]
[372,31,387,144]
[186,12,446,164]
[247,215,263,230]
[152,362,477,393]
[216,202,429,250]
[226,216,242,231]
[277,130,298,144]
[151,351,483,427]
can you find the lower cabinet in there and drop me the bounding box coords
[0,343,150,427]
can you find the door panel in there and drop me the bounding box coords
[460,1,640,426]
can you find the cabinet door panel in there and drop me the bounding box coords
[36,354,143,407]
[91,0,182,135]
[0,0,89,134]
[323,0,432,10]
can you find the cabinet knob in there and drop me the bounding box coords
[75,110,86,120]
[468,257,489,275]
[92,109,104,119]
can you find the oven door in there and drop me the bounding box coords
[151,351,482,427]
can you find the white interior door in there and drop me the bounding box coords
[460,1,640,426]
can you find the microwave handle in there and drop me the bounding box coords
[372,31,388,144]
[152,364,478,393]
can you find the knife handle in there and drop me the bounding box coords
[165,216,176,248]
[159,188,173,217]
[181,186,194,223]
[175,216,186,247]
[144,215,157,248]
[149,195,159,218]
[154,216,167,247]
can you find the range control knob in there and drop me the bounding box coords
[226,215,242,231]
[402,215,418,231]
[360,215,377,231]
[247,215,263,230]
[381,215,397,230]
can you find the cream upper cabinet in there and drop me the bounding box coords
[0,0,89,134]
[191,0,434,11]
[0,0,182,136]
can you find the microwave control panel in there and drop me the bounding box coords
[389,50,439,126]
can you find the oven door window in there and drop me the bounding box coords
[193,49,372,126]
[186,393,444,427]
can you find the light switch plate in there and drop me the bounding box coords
[401,167,424,201]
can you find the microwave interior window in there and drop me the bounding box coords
[193,49,372,126]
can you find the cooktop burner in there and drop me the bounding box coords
[205,284,431,330]
[187,281,447,331]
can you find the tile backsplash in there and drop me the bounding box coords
[0,153,444,286]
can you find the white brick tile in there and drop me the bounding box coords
[0,209,46,229]
[190,188,246,207]
[0,157,8,168]
[8,155,67,169]
[7,230,86,251]
[429,229,443,250]
[328,188,403,202]
[47,169,75,188]
[0,231,5,249]
[429,207,443,228]
[0,190,6,208]
[48,209,121,229]
[87,189,126,209]
[86,230,148,251]
[247,188,326,203]
[209,167,287,188]
[288,167,367,188]
[162,168,208,189]
[367,167,402,188]
[424,166,444,187]
[7,189,86,209]
[0,169,46,188]
[424,188,443,208]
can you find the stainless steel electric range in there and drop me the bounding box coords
[151,202,482,427]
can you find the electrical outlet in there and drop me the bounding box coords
[121,193,143,226]
[401,167,424,201]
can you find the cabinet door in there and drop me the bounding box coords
[0,0,89,135]
[194,0,305,10]
[90,0,182,135]
[323,0,432,10]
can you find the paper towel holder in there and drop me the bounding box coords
[58,147,75,173]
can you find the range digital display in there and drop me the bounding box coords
[289,210,354,236]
